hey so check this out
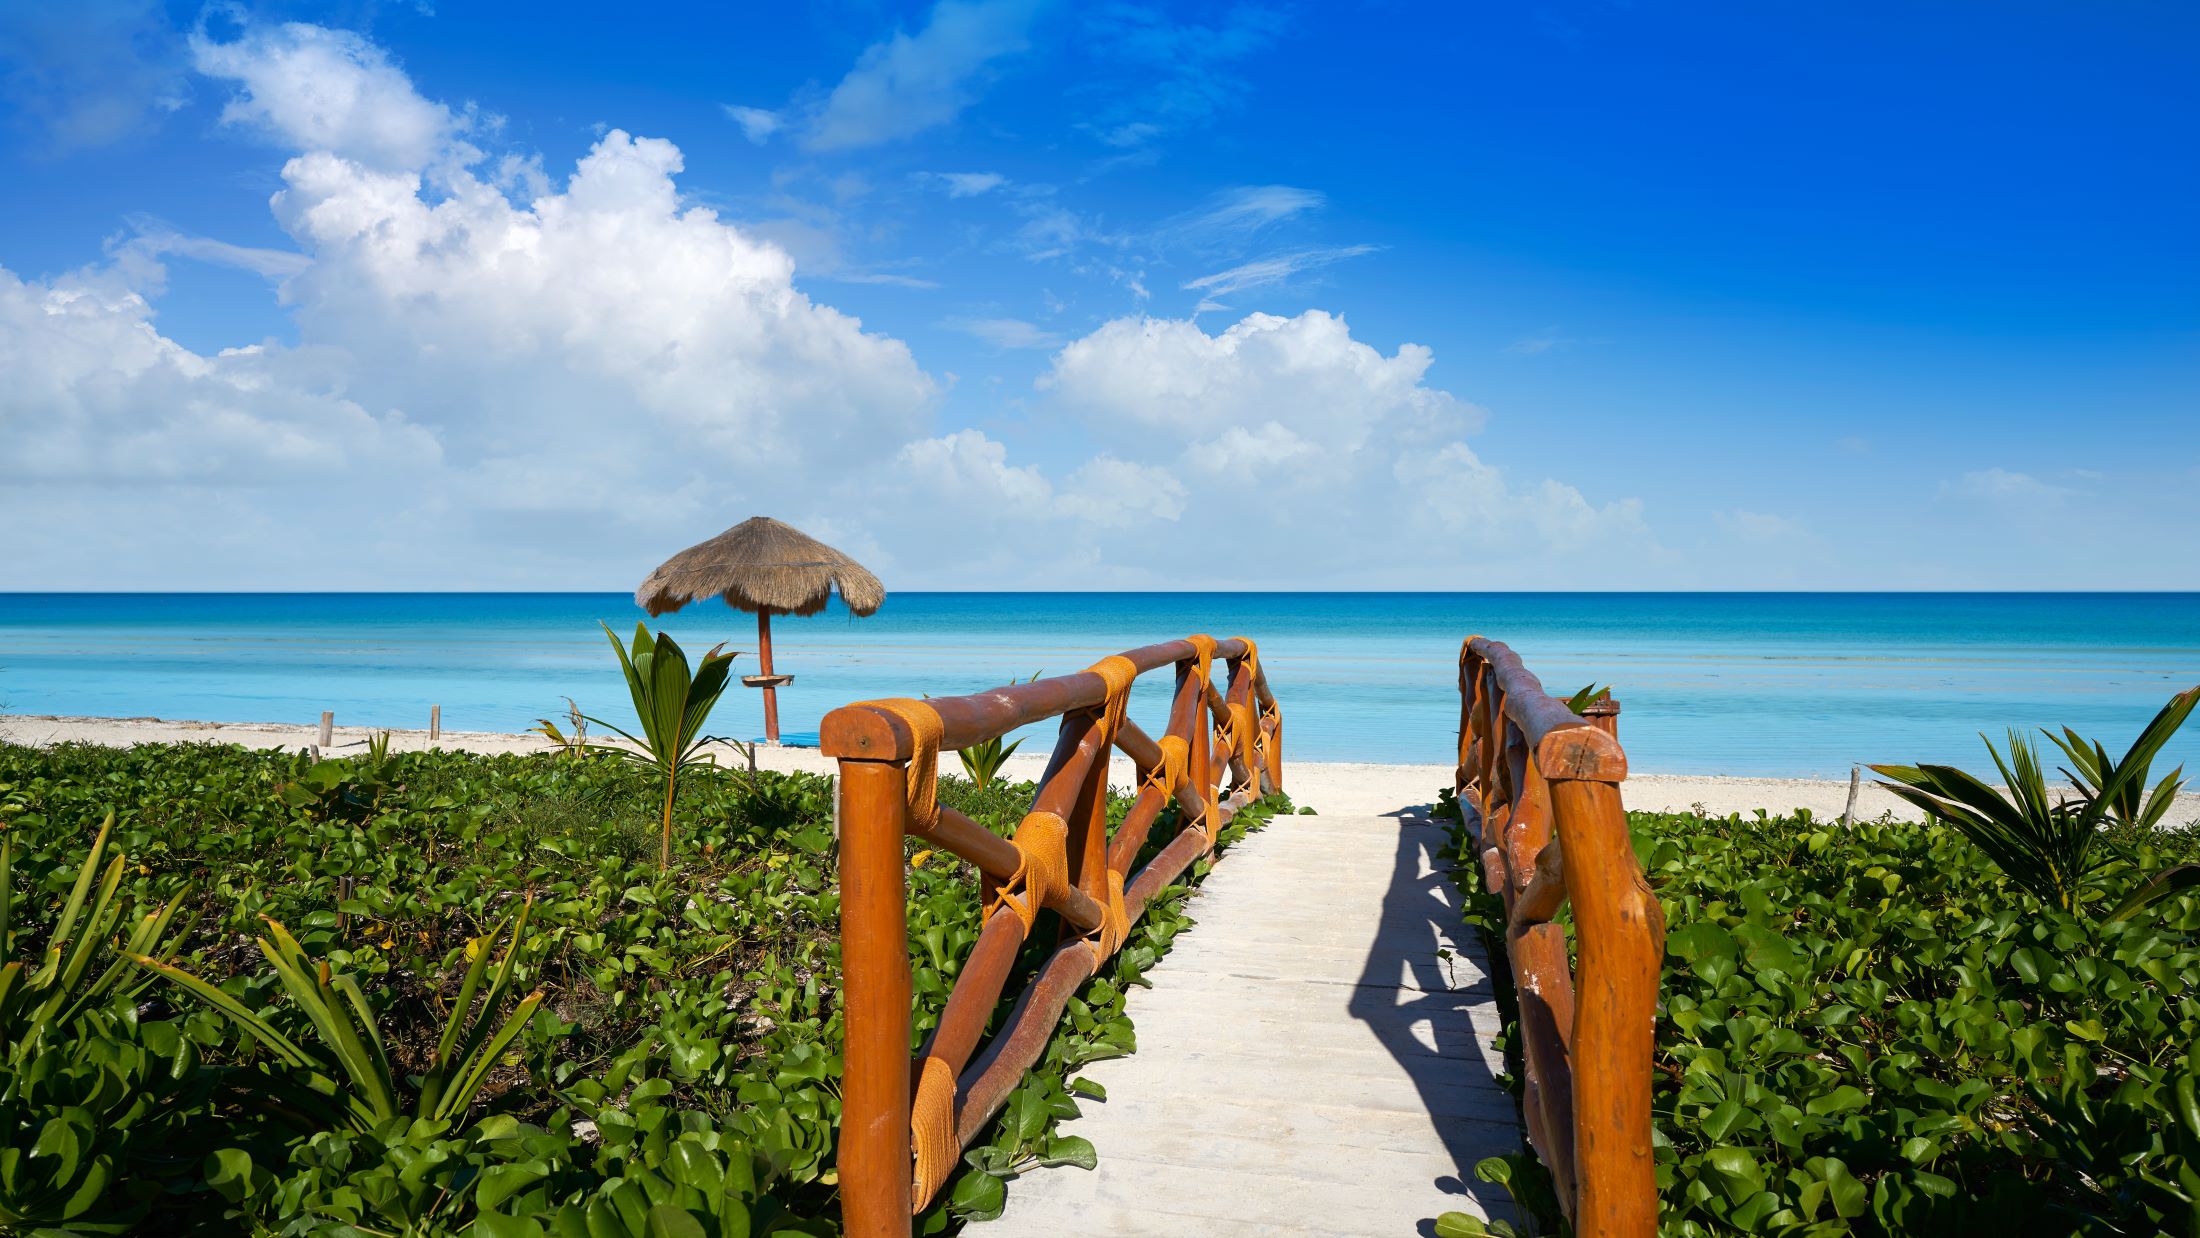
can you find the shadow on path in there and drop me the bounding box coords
[1346,804,1522,1236]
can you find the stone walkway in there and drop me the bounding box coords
[977,812,1519,1238]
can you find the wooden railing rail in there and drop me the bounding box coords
[825,635,1283,1237]
[1455,636,1663,1237]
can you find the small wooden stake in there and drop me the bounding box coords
[429,705,442,743]
[318,711,334,748]
[1841,764,1861,827]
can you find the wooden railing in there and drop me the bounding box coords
[823,636,1282,1237]
[1455,637,1663,1237]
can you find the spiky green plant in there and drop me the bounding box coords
[1873,687,2199,921]
[1564,683,1611,715]
[957,734,1023,789]
[132,901,542,1131]
[584,622,743,868]
[1,815,188,1047]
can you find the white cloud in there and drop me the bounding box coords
[1161,185,1323,249]
[1717,509,1805,543]
[1395,443,1650,555]
[722,104,783,143]
[1056,456,1186,527]
[190,22,472,172]
[928,171,1008,197]
[2,19,1670,591]
[1181,245,1376,302]
[1044,310,1477,453]
[803,0,1044,151]
[0,266,437,483]
[943,316,1063,349]
[1506,331,1572,355]
[112,217,309,283]
[1944,467,2075,503]
[4,21,941,586]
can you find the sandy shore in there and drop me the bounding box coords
[22,711,2170,824]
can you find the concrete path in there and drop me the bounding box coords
[978,812,1519,1238]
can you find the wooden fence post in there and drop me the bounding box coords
[318,711,334,748]
[429,705,442,743]
[837,758,914,1238]
[1552,777,1664,1238]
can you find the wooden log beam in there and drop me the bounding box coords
[821,637,1252,760]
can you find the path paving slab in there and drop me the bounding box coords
[976,813,1518,1238]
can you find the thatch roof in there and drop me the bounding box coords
[634,517,885,618]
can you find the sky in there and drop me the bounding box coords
[0,1,2195,591]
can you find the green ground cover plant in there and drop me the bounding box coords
[0,738,1286,1235]
[1433,791,2200,1237]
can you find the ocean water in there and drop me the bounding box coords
[1,593,2196,778]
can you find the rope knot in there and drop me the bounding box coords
[990,810,1072,933]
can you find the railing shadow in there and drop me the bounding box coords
[1349,804,1523,1236]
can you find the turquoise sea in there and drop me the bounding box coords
[1,593,2196,777]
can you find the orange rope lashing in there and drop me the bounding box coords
[1187,634,1222,845]
[910,1055,957,1206]
[1145,734,1188,799]
[989,810,1072,934]
[853,698,945,830]
[1088,868,1130,963]
[1085,654,1137,747]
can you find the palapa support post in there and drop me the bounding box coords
[635,517,888,751]
[758,609,780,744]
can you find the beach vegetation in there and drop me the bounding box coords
[1872,686,2199,919]
[531,697,591,758]
[956,734,1022,789]
[1436,790,2200,1237]
[583,622,744,869]
[1563,683,1612,714]
[0,738,1286,1234]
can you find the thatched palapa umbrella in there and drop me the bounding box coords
[635,516,885,744]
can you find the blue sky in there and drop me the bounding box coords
[1,1,2195,590]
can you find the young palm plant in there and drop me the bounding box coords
[584,622,743,868]
[131,901,542,1131]
[1872,686,2199,921]
[954,672,1042,788]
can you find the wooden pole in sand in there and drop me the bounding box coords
[1841,764,1861,827]
[758,609,780,745]
[429,705,442,743]
[318,711,334,748]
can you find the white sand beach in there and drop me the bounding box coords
[18,711,2190,825]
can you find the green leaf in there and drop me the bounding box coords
[1434,1213,1489,1238]
[948,1169,1006,1222]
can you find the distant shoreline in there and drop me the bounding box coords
[21,711,2170,825]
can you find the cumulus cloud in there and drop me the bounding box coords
[1031,309,1646,581]
[190,23,472,172]
[0,266,436,483]
[802,0,1044,151]
[3,19,1656,590]
[5,20,940,586]
[1044,310,1479,454]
